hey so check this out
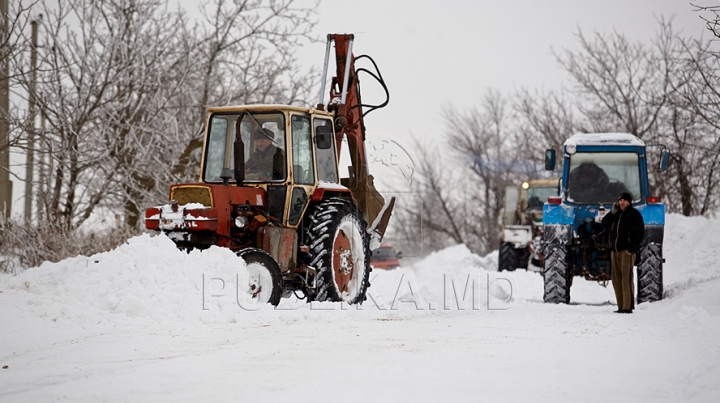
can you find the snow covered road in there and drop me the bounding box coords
[1,214,719,402]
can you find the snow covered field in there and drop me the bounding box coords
[1,213,719,402]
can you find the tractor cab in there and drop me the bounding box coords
[202,105,340,228]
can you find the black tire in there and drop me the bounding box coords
[637,242,663,303]
[543,241,570,303]
[518,247,530,270]
[303,198,371,304]
[237,248,283,306]
[499,241,519,271]
[542,225,572,304]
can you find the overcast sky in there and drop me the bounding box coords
[276,0,709,189]
[298,0,709,146]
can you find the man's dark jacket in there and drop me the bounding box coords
[601,205,645,253]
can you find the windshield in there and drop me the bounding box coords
[203,112,286,183]
[526,186,559,209]
[567,152,641,204]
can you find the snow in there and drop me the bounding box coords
[502,225,532,247]
[317,180,349,190]
[367,197,394,250]
[565,132,645,147]
[1,213,719,402]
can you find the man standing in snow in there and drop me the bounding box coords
[601,192,645,314]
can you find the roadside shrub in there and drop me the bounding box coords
[0,220,141,274]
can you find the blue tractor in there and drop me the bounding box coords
[542,133,670,304]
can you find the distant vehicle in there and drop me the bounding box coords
[499,178,561,271]
[370,245,402,270]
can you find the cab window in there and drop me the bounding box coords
[203,112,287,183]
[567,152,641,204]
[291,115,315,185]
[313,118,339,183]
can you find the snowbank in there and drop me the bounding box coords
[663,213,720,293]
[1,234,259,325]
[1,213,719,402]
[1,213,718,327]
[0,236,509,327]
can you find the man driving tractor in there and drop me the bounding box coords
[245,127,284,180]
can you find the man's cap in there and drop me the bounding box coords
[253,128,274,141]
[618,192,633,202]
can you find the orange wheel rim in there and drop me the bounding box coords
[332,229,354,293]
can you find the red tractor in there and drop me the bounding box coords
[145,34,394,306]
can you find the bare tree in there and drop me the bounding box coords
[11,0,195,229]
[0,1,38,156]
[666,32,720,215]
[553,23,676,141]
[693,2,720,39]
[515,89,577,148]
[549,19,720,216]
[392,140,467,255]
[445,90,540,254]
[395,91,543,255]
[170,0,319,181]
[6,0,319,230]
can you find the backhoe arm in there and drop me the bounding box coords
[323,33,395,244]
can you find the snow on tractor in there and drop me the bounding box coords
[499,178,560,271]
[542,133,670,304]
[145,34,395,306]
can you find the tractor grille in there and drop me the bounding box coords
[171,186,213,207]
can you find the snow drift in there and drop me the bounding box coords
[1,213,719,402]
[1,214,719,324]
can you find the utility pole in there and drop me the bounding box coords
[0,0,13,220]
[24,17,38,222]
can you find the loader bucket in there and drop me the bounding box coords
[345,174,395,241]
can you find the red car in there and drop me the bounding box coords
[370,245,402,270]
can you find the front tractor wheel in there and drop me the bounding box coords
[543,241,571,303]
[498,241,520,272]
[304,198,371,305]
[237,248,283,306]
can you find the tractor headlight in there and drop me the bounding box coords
[234,215,248,228]
[566,143,577,155]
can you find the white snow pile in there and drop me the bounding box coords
[0,214,715,329]
[1,213,719,402]
[663,213,720,289]
[1,213,719,326]
[1,235,257,325]
[0,234,518,326]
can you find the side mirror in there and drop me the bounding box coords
[315,126,333,150]
[659,149,669,172]
[545,149,556,171]
[396,251,403,259]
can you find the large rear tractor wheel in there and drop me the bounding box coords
[237,248,283,306]
[303,198,371,305]
[542,225,572,304]
[499,241,520,271]
[637,242,663,303]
